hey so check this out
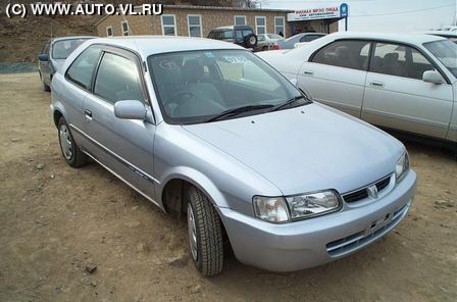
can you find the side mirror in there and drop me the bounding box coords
[422,70,444,84]
[114,100,146,120]
[38,54,49,61]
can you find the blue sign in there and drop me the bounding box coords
[340,3,348,18]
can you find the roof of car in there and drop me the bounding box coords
[326,31,445,44]
[52,36,97,43]
[211,25,253,31]
[85,36,243,57]
[421,31,457,38]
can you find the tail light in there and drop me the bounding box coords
[272,42,279,50]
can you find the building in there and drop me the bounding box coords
[96,4,342,39]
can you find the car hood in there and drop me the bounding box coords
[182,103,404,196]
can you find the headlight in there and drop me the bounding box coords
[253,190,342,223]
[253,196,289,223]
[395,151,410,182]
[285,190,342,220]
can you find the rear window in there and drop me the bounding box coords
[52,39,90,60]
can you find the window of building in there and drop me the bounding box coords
[234,15,247,26]
[161,14,177,36]
[121,21,129,36]
[106,26,113,37]
[311,40,371,70]
[94,53,143,104]
[274,16,285,36]
[187,15,202,38]
[370,42,434,79]
[66,46,102,90]
[255,16,266,35]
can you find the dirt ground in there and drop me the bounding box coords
[0,73,456,302]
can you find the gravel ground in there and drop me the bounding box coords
[0,73,456,301]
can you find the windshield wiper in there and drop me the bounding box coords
[271,94,311,112]
[206,104,274,122]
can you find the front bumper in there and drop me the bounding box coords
[219,170,417,272]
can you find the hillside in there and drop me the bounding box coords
[0,15,100,62]
[0,1,242,62]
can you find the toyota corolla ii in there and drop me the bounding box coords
[50,36,416,276]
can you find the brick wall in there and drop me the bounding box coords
[96,6,339,39]
[96,7,291,38]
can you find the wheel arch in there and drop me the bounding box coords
[53,109,64,128]
[159,167,229,215]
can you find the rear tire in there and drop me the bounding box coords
[186,186,224,277]
[57,117,87,168]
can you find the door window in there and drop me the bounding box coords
[94,52,143,104]
[43,41,50,54]
[66,46,102,90]
[311,40,371,70]
[370,42,435,79]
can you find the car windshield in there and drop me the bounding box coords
[52,39,89,59]
[148,49,305,124]
[423,40,457,78]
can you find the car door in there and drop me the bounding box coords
[39,41,51,84]
[298,39,371,118]
[362,42,454,139]
[62,45,103,149]
[83,47,157,200]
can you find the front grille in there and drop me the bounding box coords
[342,175,391,203]
[376,177,390,191]
[326,203,409,257]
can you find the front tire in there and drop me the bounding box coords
[57,117,87,168]
[186,186,224,277]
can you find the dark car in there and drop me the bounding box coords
[208,25,258,49]
[38,36,95,91]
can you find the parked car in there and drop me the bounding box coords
[255,33,285,51]
[51,36,416,276]
[38,36,95,91]
[258,32,457,147]
[437,26,457,32]
[208,25,257,49]
[276,32,326,49]
[422,31,457,44]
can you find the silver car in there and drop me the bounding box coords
[258,32,457,146]
[51,37,416,276]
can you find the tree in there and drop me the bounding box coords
[235,0,260,8]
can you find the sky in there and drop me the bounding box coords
[260,0,457,32]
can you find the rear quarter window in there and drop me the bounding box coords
[65,46,102,90]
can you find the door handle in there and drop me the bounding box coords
[304,70,314,75]
[84,109,92,119]
[370,81,384,87]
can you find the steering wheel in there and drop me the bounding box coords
[168,91,196,103]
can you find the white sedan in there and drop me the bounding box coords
[258,32,457,145]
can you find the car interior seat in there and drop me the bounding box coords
[382,53,407,77]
